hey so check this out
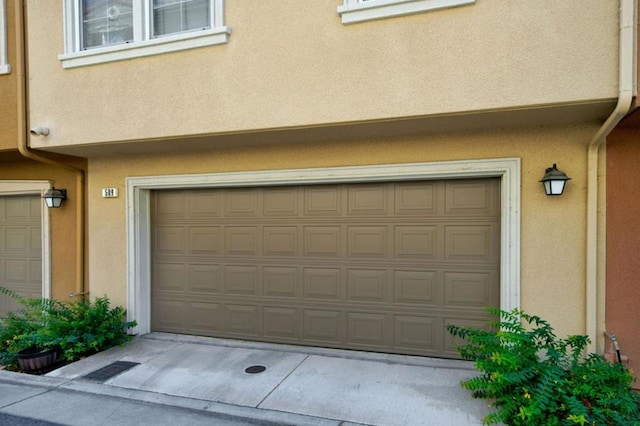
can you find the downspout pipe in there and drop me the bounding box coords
[586,0,636,353]
[15,0,86,299]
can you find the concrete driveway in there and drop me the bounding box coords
[41,333,491,425]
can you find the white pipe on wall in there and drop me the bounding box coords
[586,0,636,353]
[15,0,86,299]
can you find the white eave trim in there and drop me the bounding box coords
[337,0,475,25]
[58,26,231,69]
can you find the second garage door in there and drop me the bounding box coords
[0,195,42,317]
[151,178,500,357]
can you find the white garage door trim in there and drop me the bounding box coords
[0,180,52,299]
[126,158,521,335]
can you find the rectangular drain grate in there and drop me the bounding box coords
[83,361,140,382]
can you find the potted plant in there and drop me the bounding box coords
[15,346,59,372]
[1,286,135,373]
[1,295,63,372]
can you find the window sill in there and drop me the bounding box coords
[0,64,10,74]
[337,0,475,24]
[58,27,231,69]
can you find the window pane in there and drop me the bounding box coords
[153,0,210,37]
[82,0,133,49]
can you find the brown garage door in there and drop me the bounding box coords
[151,179,500,357]
[0,195,42,317]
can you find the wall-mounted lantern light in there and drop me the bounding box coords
[43,187,67,208]
[540,164,571,196]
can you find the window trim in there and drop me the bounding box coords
[0,0,10,74]
[337,0,475,25]
[59,0,230,69]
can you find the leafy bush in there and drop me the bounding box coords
[447,308,640,425]
[0,286,136,370]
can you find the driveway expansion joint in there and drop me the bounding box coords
[256,354,310,408]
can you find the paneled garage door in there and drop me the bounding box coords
[0,195,42,317]
[151,179,500,357]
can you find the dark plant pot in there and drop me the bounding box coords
[17,347,58,372]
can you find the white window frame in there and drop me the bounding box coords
[126,158,521,335]
[338,0,475,25]
[0,0,10,75]
[59,0,230,69]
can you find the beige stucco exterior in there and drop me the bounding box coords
[0,160,83,301]
[26,1,617,152]
[0,0,17,151]
[9,0,627,353]
[1,0,85,303]
[87,125,598,341]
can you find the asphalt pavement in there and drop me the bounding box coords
[0,412,65,426]
[0,378,283,425]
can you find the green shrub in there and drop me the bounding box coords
[447,308,640,425]
[0,286,136,370]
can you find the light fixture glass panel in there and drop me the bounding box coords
[43,189,66,208]
[550,180,566,195]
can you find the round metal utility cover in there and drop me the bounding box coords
[245,365,267,374]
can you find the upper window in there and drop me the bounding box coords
[152,0,210,37]
[337,0,475,25]
[0,0,10,75]
[81,1,134,49]
[59,0,230,69]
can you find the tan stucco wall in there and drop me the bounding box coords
[25,0,618,149]
[0,0,18,150]
[0,159,85,301]
[87,124,597,340]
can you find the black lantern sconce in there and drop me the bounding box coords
[43,187,67,208]
[539,164,571,196]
